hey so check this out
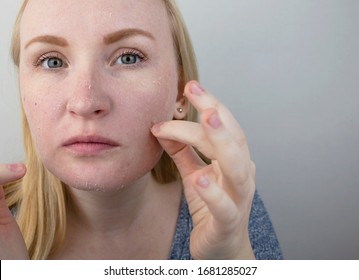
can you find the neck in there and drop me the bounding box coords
[66,173,162,233]
[51,173,183,259]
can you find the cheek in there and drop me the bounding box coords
[110,74,177,155]
[115,83,176,151]
[124,74,178,122]
[20,82,64,157]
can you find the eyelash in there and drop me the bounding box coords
[33,53,66,69]
[112,49,147,66]
[33,49,147,70]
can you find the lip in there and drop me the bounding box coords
[63,135,120,155]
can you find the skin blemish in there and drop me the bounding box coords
[152,76,163,87]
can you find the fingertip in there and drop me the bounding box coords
[200,108,224,131]
[0,163,26,186]
[6,164,26,174]
[207,112,222,130]
[197,175,210,189]
[150,122,164,135]
[184,80,205,96]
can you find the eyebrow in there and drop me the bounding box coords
[25,35,69,49]
[24,28,155,49]
[103,28,155,44]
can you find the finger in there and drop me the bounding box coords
[152,120,215,159]
[192,174,239,231]
[200,108,252,186]
[155,137,206,179]
[152,113,253,189]
[0,163,26,226]
[0,185,13,224]
[0,164,26,186]
[184,81,245,143]
[0,164,24,227]
[0,184,29,260]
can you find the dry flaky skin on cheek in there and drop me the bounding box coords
[19,0,180,191]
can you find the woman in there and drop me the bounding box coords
[0,0,282,260]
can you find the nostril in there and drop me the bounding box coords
[66,94,110,118]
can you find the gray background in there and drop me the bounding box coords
[1,0,358,259]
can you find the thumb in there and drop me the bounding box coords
[154,135,204,180]
[0,164,29,260]
[0,163,26,220]
[0,164,26,225]
[0,164,26,186]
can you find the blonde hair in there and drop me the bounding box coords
[6,0,199,259]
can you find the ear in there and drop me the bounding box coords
[173,94,188,120]
[173,70,188,120]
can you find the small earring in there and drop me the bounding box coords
[177,108,183,113]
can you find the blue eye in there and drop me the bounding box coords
[114,50,146,65]
[118,54,140,65]
[41,57,64,69]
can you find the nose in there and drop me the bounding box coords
[66,76,111,119]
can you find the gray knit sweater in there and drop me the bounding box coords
[169,191,283,260]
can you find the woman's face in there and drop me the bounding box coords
[19,0,179,190]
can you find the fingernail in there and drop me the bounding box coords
[7,164,25,173]
[151,122,164,134]
[191,82,205,96]
[198,175,210,188]
[208,113,222,129]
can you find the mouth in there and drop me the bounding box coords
[63,135,120,155]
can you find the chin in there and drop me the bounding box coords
[56,169,142,192]
[39,144,163,192]
[46,159,157,193]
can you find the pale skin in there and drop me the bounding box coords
[0,0,255,259]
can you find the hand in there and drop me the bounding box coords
[152,81,256,259]
[0,163,29,259]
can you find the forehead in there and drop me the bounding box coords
[20,0,170,44]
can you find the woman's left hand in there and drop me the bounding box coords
[151,81,256,259]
